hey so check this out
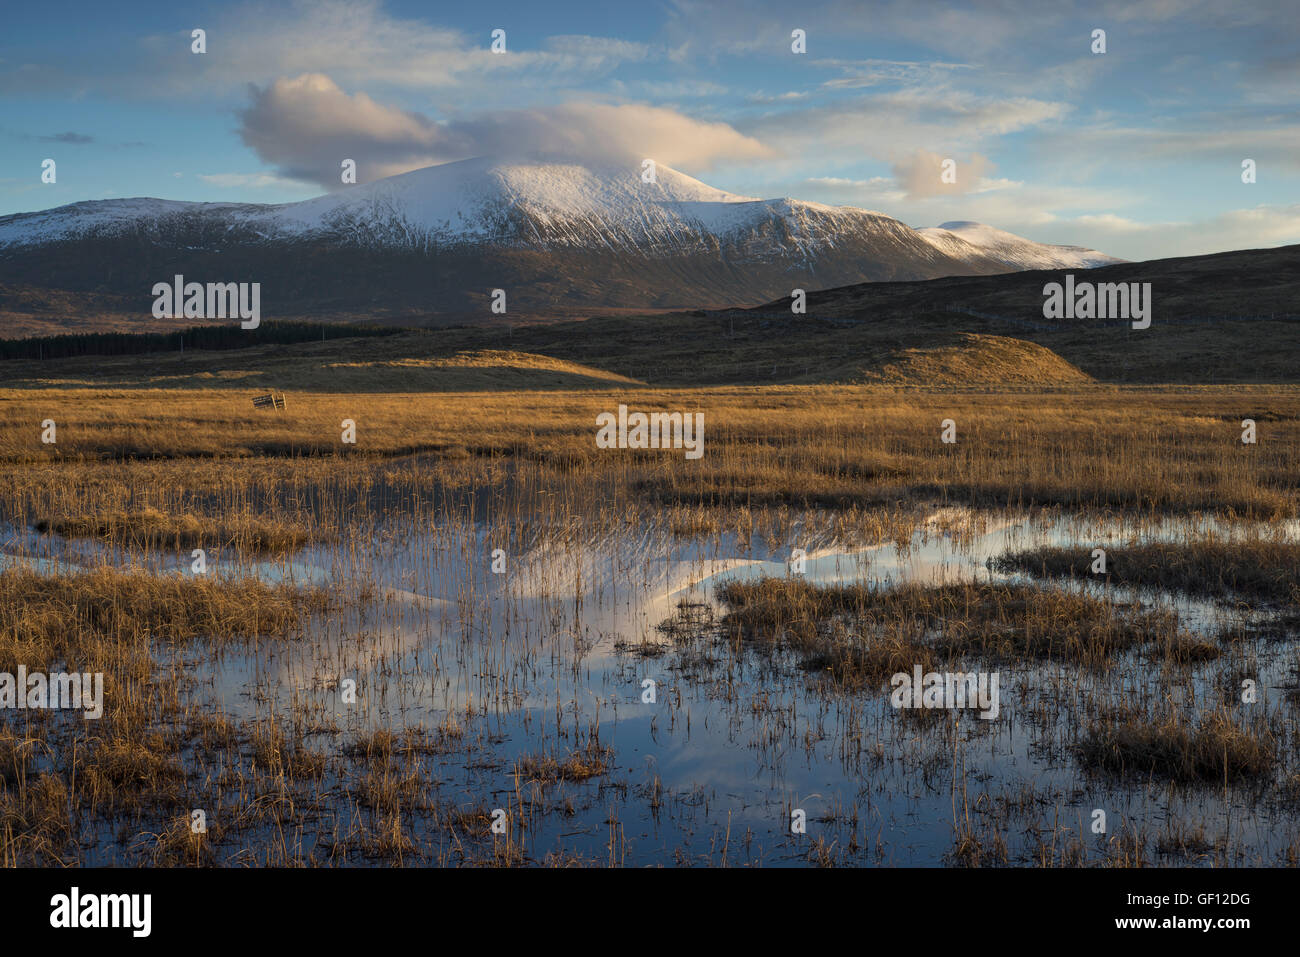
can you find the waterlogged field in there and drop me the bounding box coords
[1,385,1299,866]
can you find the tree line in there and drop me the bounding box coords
[0,321,402,361]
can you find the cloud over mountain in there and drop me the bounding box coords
[239,74,774,187]
[891,148,994,198]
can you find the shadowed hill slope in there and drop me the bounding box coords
[1,244,1295,389]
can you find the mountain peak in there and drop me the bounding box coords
[0,158,1122,321]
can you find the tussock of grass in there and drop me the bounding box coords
[352,764,430,814]
[716,578,935,685]
[718,578,1180,679]
[0,567,324,670]
[250,726,328,781]
[515,740,613,783]
[1151,633,1221,664]
[995,539,1300,603]
[83,733,186,805]
[143,812,220,866]
[36,506,312,555]
[1079,708,1276,782]
[0,773,73,851]
[344,725,463,762]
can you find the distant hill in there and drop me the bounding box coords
[2,243,1295,388]
[763,243,1300,322]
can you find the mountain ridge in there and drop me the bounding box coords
[0,158,1121,328]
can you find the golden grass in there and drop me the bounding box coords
[0,567,324,673]
[847,333,1093,386]
[514,739,613,783]
[35,506,313,555]
[995,538,1300,602]
[0,372,1295,866]
[718,578,1182,680]
[0,569,328,864]
[2,384,1296,517]
[1079,708,1277,782]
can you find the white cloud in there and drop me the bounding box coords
[6,0,660,98]
[541,35,653,67]
[746,91,809,103]
[1043,123,1300,171]
[1067,204,1300,257]
[802,175,906,207]
[812,57,974,90]
[743,89,1071,164]
[891,149,995,199]
[238,74,774,187]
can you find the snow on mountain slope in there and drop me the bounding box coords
[260,158,765,244]
[0,160,1124,318]
[918,220,1123,270]
[0,158,772,250]
[0,197,270,247]
[251,158,932,257]
[0,159,1113,270]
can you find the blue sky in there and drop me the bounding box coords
[2,0,1297,259]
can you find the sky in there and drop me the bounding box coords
[1,0,1297,260]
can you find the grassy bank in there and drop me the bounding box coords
[2,385,1297,519]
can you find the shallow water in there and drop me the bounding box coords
[4,508,1298,865]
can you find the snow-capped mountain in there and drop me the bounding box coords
[0,159,1119,320]
[918,221,1123,270]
